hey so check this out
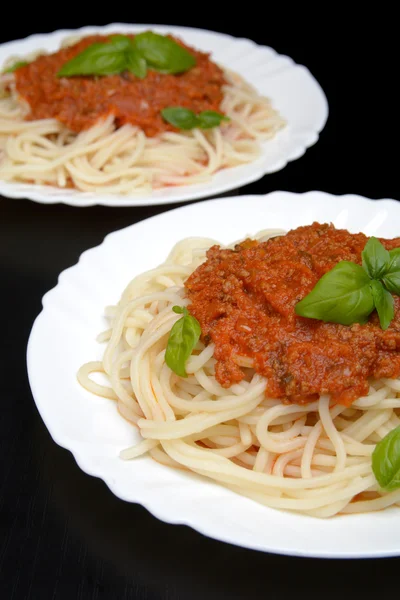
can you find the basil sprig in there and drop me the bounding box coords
[161,107,230,130]
[372,426,400,491]
[165,306,201,378]
[295,237,400,330]
[57,32,195,79]
[3,60,28,73]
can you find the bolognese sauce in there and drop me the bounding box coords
[14,35,225,136]
[185,223,400,405]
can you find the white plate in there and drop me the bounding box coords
[27,191,400,558]
[0,24,328,207]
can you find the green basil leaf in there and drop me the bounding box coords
[172,306,186,315]
[165,307,201,378]
[295,261,374,325]
[388,248,400,271]
[370,279,394,330]
[126,49,147,79]
[58,42,127,77]
[109,35,132,51]
[197,110,230,129]
[382,248,400,295]
[362,236,391,279]
[372,426,400,491]
[4,60,28,73]
[161,107,199,130]
[133,31,196,74]
[382,271,400,295]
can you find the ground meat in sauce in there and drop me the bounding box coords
[185,223,400,406]
[14,35,226,137]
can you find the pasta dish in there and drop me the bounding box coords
[78,223,400,517]
[0,32,284,194]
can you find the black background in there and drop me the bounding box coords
[1,7,399,599]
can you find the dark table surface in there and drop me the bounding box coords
[1,8,399,600]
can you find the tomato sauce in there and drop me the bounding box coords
[185,223,400,405]
[14,35,225,137]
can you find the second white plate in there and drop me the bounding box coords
[0,24,328,206]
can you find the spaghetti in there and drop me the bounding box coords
[0,34,285,194]
[78,229,400,517]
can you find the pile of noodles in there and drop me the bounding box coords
[0,41,285,193]
[78,231,400,518]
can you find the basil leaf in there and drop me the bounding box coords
[4,60,28,73]
[161,107,199,130]
[197,110,230,129]
[57,32,196,78]
[172,306,186,315]
[126,50,147,79]
[372,426,400,491]
[382,248,400,295]
[362,236,391,279]
[58,43,127,77]
[165,306,201,378]
[382,271,400,295]
[133,32,196,74]
[370,279,394,330]
[388,248,400,271]
[295,261,374,325]
[109,35,132,51]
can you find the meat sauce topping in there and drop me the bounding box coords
[14,35,225,136]
[185,223,400,405]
